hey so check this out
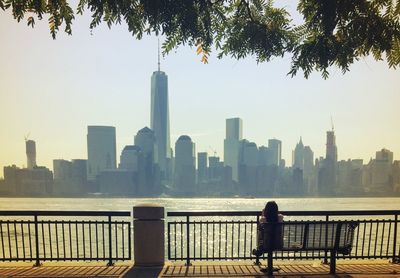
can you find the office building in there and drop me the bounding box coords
[151,65,171,178]
[224,118,242,181]
[268,139,282,166]
[174,135,196,195]
[26,140,37,169]
[119,145,141,171]
[87,126,116,180]
[134,127,160,195]
[197,152,208,183]
[326,130,338,162]
[292,137,304,170]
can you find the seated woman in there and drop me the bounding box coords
[259,201,284,224]
[255,201,284,272]
[254,201,284,255]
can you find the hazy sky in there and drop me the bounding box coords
[1,4,399,177]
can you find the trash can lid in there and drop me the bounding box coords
[133,204,165,219]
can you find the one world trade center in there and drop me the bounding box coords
[150,57,172,180]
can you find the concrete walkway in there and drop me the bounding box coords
[0,260,399,277]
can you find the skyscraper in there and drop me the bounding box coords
[224,118,242,181]
[197,152,208,183]
[318,128,338,195]
[25,140,36,169]
[292,137,304,170]
[134,127,160,195]
[174,135,196,195]
[326,130,338,162]
[87,126,116,180]
[268,139,282,167]
[226,118,242,140]
[119,145,141,171]
[151,62,171,178]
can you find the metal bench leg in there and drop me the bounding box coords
[267,251,273,276]
[329,250,336,274]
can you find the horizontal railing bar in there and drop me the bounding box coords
[169,254,398,261]
[0,220,131,224]
[0,257,130,261]
[167,210,400,217]
[168,219,396,225]
[0,211,131,217]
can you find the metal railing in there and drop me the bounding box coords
[167,210,400,265]
[0,211,131,266]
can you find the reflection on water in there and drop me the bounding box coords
[0,197,399,212]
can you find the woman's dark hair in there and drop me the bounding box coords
[263,201,279,222]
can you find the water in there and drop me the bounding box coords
[0,197,399,212]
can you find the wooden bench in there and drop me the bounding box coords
[253,221,359,275]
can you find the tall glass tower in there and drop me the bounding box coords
[87,126,116,180]
[150,62,171,177]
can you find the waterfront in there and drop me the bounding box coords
[1,197,399,212]
[1,197,399,264]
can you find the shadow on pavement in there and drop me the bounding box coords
[121,265,164,278]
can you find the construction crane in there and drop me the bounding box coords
[208,146,217,157]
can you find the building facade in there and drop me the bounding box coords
[87,126,116,180]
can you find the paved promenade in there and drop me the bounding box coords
[0,260,399,277]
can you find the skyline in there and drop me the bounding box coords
[1,6,400,176]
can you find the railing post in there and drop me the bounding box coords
[133,204,165,266]
[323,215,329,264]
[393,214,399,263]
[186,216,191,266]
[107,215,113,266]
[33,214,41,267]
[255,215,260,265]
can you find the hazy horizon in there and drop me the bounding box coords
[1,3,399,176]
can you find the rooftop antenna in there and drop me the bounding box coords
[24,132,30,142]
[158,38,161,71]
[331,116,334,131]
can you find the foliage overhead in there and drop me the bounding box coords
[1,0,400,78]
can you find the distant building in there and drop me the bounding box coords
[258,146,270,166]
[365,148,394,193]
[337,159,363,195]
[326,130,338,162]
[134,127,161,195]
[239,141,258,194]
[53,159,72,180]
[53,159,87,195]
[208,156,223,181]
[392,161,400,193]
[98,169,135,196]
[226,118,243,140]
[197,152,208,183]
[119,145,141,171]
[151,68,172,179]
[303,146,315,194]
[292,137,304,170]
[318,128,338,195]
[174,135,196,195]
[268,139,282,167]
[25,140,37,169]
[87,126,116,180]
[224,118,242,182]
[71,159,87,182]
[3,165,53,196]
[292,138,315,194]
